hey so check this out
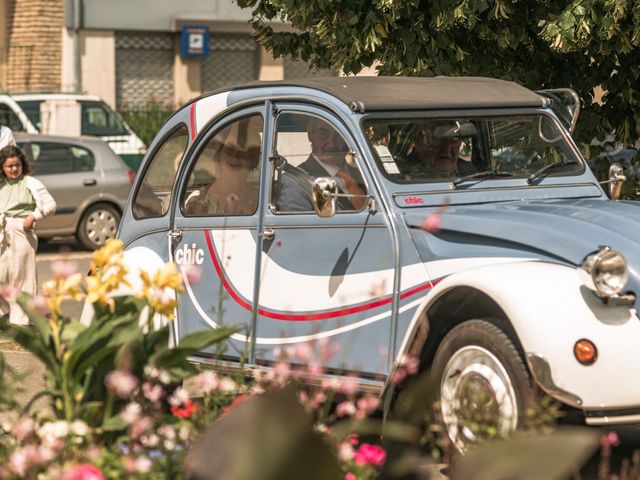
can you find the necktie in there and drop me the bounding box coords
[335,168,367,210]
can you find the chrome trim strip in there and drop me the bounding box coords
[186,355,384,394]
[586,414,640,426]
[526,352,583,408]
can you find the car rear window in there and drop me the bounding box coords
[133,126,189,219]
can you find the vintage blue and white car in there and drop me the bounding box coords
[117,76,640,448]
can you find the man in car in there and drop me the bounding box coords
[276,117,366,211]
[410,121,465,178]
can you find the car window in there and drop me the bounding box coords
[27,142,74,175]
[0,103,26,132]
[181,114,263,217]
[133,126,189,219]
[70,145,95,172]
[80,101,128,136]
[16,100,42,131]
[364,115,581,183]
[271,112,367,213]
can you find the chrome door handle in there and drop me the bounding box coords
[260,227,275,241]
[83,179,97,186]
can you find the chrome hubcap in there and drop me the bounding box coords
[85,209,117,247]
[440,346,518,451]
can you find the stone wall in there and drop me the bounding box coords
[3,0,63,92]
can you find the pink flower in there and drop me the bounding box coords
[62,464,105,480]
[193,371,219,394]
[51,259,78,279]
[355,443,386,468]
[0,283,17,303]
[336,401,356,417]
[26,294,51,315]
[13,416,36,441]
[130,416,153,438]
[345,473,356,480]
[105,370,138,398]
[355,396,381,419]
[420,212,441,233]
[182,264,203,284]
[142,382,164,403]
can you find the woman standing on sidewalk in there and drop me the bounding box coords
[0,145,56,325]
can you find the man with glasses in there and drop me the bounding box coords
[410,121,465,179]
[276,116,366,212]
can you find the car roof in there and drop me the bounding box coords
[6,93,102,101]
[14,132,111,145]
[209,76,545,112]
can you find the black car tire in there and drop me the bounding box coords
[431,319,535,452]
[77,203,121,251]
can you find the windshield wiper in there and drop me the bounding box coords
[451,170,515,188]
[526,160,579,184]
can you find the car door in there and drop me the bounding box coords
[171,107,266,362]
[256,105,397,377]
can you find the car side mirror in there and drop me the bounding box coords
[606,163,627,200]
[311,177,338,217]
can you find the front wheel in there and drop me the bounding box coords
[431,319,535,452]
[77,203,121,250]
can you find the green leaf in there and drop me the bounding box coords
[150,327,238,369]
[102,414,127,432]
[455,427,600,480]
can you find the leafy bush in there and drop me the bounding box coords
[118,101,175,147]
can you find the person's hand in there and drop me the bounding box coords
[23,215,36,232]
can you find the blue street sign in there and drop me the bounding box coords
[180,24,209,57]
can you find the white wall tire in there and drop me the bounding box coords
[432,319,535,452]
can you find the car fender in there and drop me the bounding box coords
[402,260,640,408]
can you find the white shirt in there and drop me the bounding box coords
[313,155,348,191]
[0,126,16,150]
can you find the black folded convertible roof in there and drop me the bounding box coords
[220,76,545,112]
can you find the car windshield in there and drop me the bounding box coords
[16,100,42,131]
[364,114,583,183]
[80,101,128,136]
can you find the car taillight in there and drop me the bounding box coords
[127,169,136,185]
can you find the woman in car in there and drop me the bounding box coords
[0,145,56,325]
[184,117,261,216]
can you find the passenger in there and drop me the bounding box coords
[410,121,464,178]
[277,117,367,211]
[0,145,56,325]
[185,119,261,215]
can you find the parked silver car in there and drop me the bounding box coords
[15,133,134,250]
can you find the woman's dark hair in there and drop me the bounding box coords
[0,145,32,178]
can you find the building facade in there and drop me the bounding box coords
[1,0,338,109]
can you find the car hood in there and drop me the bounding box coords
[405,198,640,295]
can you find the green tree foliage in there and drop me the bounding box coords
[238,0,640,146]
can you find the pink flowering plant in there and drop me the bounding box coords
[0,240,623,479]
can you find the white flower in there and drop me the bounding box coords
[219,377,237,393]
[158,424,176,440]
[121,402,142,424]
[105,370,139,398]
[168,387,189,406]
[144,365,159,379]
[140,434,160,448]
[338,442,355,461]
[69,420,89,437]
[38,421,69,441]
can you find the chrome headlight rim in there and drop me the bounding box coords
[581,246,629,297]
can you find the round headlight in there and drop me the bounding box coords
[582,247,628,296]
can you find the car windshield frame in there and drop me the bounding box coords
[361,110,585,185]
